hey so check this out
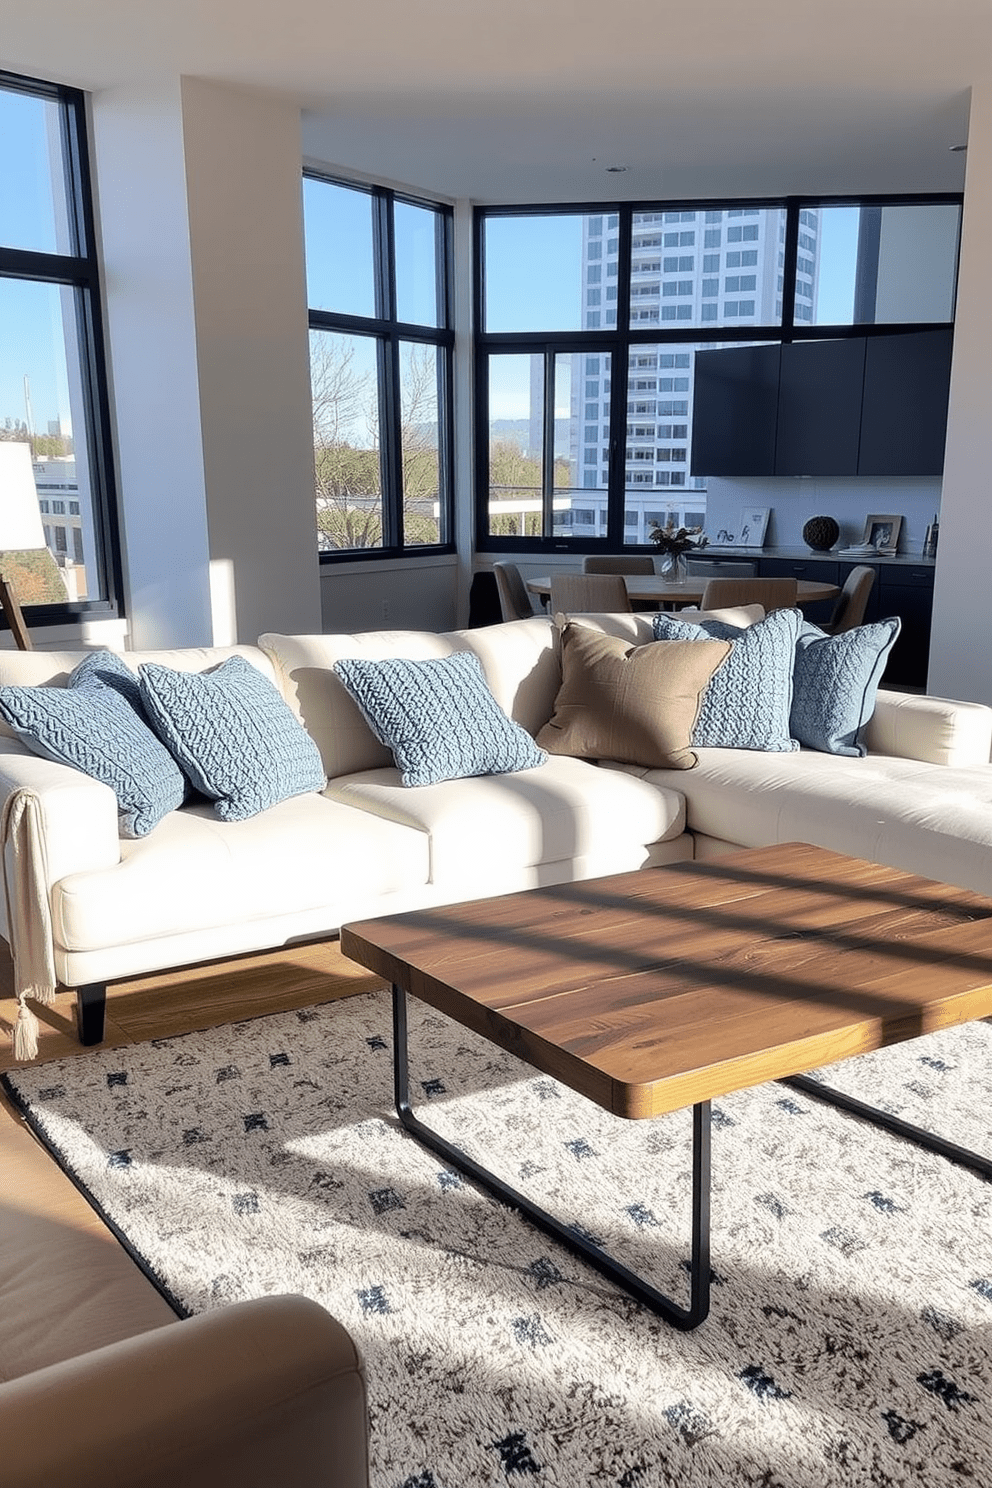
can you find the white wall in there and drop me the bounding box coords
[320,555,458,632]
[705,475,942,553]
[929,85,992,704]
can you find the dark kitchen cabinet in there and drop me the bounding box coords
[774,339,865,475]
[858,328,953,476]
[691,329,952,478]
[876,564,934,689]
[689,344,780,476]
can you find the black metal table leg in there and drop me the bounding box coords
[391,984,711,1330]
[779,1074,992,1181]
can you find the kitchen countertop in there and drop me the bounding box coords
[708,546,935,566]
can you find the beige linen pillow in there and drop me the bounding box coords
[536,622,731,771]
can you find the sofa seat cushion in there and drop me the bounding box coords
[51,793,430,954]
[325,754,686,886]
[638,748,992,898]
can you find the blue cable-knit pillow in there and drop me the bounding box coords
[0,650,187,837]
[652,607,801,752]
[138,655,326,821]
[332,650,547,787]
[791,617,901,756]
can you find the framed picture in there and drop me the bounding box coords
[736,507,769,548]
[705,507,770,548]
[861,513,903,556]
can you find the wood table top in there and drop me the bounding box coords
[525,575,839,607]
[341,844,992,1121]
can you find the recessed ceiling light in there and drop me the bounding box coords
[605,164,629,173]
[949,144,968,152]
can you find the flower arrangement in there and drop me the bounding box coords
[648,522,708,556]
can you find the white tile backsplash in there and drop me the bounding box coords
[705,476,941,555]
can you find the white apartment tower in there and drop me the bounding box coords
[568,206,820,541]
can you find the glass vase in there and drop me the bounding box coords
[660,552,689,582]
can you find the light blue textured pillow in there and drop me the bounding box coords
[0,650,187,838]
[652,608,801,752]
[138,656,326,821]
[332,650,547,788]
[791,617,901,756]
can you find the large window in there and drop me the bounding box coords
[475,196,960,551]
[303,175,455,557]
[0,71,119,619]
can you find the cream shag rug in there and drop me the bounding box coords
[6,991,992,1488]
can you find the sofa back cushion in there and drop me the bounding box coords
[259,619,564,779]
[0,646,277,741]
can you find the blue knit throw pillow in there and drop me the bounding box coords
[0,650,187,838]
[652,607,801,752]
[138,656,326,821]
[332,650,547,787]
[791,617,901,756]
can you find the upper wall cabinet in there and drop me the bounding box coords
[774,339,865,476]
[858,328,953,476]
[691,327,953,478]
[689,344,780,477]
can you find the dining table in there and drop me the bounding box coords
[525,574,839,610]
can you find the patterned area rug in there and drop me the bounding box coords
[6,991,992,1488]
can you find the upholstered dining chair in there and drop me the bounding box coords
[493,562,540,622]
[582,555,655,576]
[700,576,799,612]
[550,572,633,615]
[820,565,875,635]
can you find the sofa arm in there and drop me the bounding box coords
[0,743,120,1024]
[0,742,122,909]
[866,689,992,767]
[0,1295,369,1488]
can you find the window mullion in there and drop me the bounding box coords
[541,349,556,540]
[606,210,633,547]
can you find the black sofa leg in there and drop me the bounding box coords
[75,983,106,1045]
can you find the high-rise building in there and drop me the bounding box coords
[563,206,821,542]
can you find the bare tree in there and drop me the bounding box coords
[310,334,442,549]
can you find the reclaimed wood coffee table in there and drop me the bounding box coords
[341,842,992,1330]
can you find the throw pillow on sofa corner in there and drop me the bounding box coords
[652,606,802,752]
[537,622,731,771]
[138,655,326,821]
[790,616,902,756]
[0,649,187,838]
[332,649,547,788]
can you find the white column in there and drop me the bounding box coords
[90,78,213,649]
[181,77,321,644]
[90,77,322,649]
[929,85,992,705]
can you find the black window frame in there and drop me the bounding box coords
[474,193,961,554]
[0,68,123,627]
[304,170,456,562]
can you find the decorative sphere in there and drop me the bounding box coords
[802,515,840,552]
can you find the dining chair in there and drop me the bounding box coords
[700,576,799,612]
[493,562,540,622]
[821,565,875,634]
[550,572,633,615]
[582,555,655,576]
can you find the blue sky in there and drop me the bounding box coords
[0,91,71,435]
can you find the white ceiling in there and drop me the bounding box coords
[3,0,988,201]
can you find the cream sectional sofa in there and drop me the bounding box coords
[2,612,991,1053]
